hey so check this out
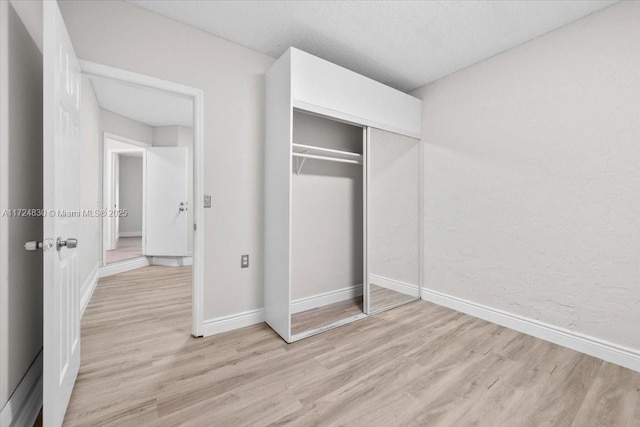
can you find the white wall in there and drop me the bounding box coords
[101,108,153,145]
[0,1,42,410]
[291,111,363,300]
[153,125,194,252]
[78,76,102,300]
[59,0,275,319]
[412,1,640,351]
[102,139,145,252]
[118,155,143,235]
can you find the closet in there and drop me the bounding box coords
[265,48,422,342]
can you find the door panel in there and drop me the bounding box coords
[43,1,82,425]
[145,147,188,256]
[366,128,420,314]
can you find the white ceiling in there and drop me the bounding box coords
[128,0,617,92]
[89,75,193,127]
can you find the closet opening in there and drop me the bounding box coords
[290,110,366,339]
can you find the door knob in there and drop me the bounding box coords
[57,237,78,251]
[179,202,188,213]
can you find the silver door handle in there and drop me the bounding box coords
[57,237,78,251]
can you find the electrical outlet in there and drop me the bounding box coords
[204,194,212,208]
[241,254,249,268]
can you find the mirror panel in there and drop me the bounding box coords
[367,128,420,313]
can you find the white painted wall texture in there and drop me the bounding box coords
[101,108,153,145]
[58,0,275,319]
[412,1,640,351]
[78,76,102,295]
[118,155,143,234]
[1,1,43,409]
[291,112,363,300]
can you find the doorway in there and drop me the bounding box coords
[102,135,147,265]
[81,60,205,337]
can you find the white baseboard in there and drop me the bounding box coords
[118,231,142,237]
[80,263,100,316]
[149,256,193,267]
[291,285,362,314]
[369,274,419,297]
[0,351,42,427]
[202,285,364,337]
[99,256,149,278]
[421,287,640,373]
[202,308,265,337]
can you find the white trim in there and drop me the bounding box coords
[293,100,422,140]
[81,60,205,337]
[290,313,367,342]
[99,256,149,278]
[80,263,100,316]
[149,256,193,267]
[0,351,42,427]
[118,231,142,237]
[102,134,146,260]
[421,287,640,373]
[291,285,362,314]
[103,132,151,148]
[369,274,419,297]
[202,308,265,337]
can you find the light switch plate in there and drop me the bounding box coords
[241,254,249,268]
[204,194,212,208]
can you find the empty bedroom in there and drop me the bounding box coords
[0,0,638,426]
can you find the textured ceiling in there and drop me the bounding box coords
[127,0,617,92]
[89,76,193,127]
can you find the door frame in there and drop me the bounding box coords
[82,60,205,337]
[101,133,148,265]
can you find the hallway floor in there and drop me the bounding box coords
[106,236,142,264]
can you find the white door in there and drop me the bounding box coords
[43,1,82,426]
[145,147,189,256]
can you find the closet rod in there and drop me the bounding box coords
[292,153,363,165]
[292,143,362,158]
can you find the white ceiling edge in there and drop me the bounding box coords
[88,75,194,128]
[127,0,618,93]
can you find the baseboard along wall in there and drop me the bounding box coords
[421,287,640,373]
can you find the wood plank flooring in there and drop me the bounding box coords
[63,266,640,426]
[106,236,142,264]
[291,297,363,335]
[370,284,417,312]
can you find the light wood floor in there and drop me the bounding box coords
[64,266,640,426]
[290,285,418,335]
[291,297,363,335]
[106,236,142,264]
[370,284,417,312]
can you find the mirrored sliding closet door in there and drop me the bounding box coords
[366,128,421,314]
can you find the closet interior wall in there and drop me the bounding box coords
[290,111,364,334]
